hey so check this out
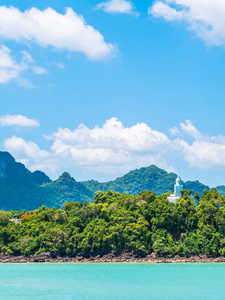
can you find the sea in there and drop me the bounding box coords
[0,263,224,299]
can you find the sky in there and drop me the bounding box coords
[1,0,225,187]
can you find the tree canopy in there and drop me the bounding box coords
[0,188,224,257]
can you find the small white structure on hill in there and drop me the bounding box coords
[167,177,183,203]
[9,218,21,224]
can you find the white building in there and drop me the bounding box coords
[167,177,183,203]
[9,218,21,224]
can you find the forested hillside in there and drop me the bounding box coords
[42,172,94,209]
[82,165,178,195]
[0,189,224,257]
[216,185,225,195]
[0,152,50,210]
[82,166,210,197]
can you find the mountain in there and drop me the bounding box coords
[215,185,225,195]
[0,152,47,210]
[183,180,210,196]
[82,165,210,197]
[82,165,178,195]
[0,151,213,211]
[31,170,51,185]
[42,172,93,209]
[0,152,90,210]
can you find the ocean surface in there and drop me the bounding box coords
[0,263,224,299]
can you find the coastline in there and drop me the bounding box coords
[0,252,225,263]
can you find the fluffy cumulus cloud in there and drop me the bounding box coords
[96,0,139,16]
[47,117,172,171]
[0,114,39,127]
[0,45,47,85]
[5,118,225,178]
[176,139,225,169]
[0,6,116,61]
[4,136,57,173]
[4,118,173,176]
[173,120,225,169]
[149,0,225,46]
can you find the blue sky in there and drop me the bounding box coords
[1,0,225,187]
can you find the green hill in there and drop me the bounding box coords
[82,166,210,197]
[0,152,48,210]
[183,180,210,195]
[42,172,93,209]
[0,152,90,210]
[82,165,178,195]
[0,151,213,210]
[215,185,225,195]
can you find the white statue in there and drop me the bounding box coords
[168,177,183,203]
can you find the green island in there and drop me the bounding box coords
[0,188,224,263]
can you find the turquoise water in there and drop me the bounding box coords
[0,263,224,299]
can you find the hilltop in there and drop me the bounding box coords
[81,166,210,197]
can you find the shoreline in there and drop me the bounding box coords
[0,252,225,263]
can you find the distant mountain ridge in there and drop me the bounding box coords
[81,166,210,197]
[82,165,178,195]
[0,151,216,211]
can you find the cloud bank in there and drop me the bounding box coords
[4,118,225,178]
[4,136,56,173]
[149,0,225,47]
[0,6,116,60]
[96,0,139,16]
[4,118,173,175]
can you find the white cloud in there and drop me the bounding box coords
[169,126,180,136]
[4,136,57,173]
[173,120,225,169]
[180,120,202,139]
[0,45,47,85]
[47,117,172,172]
[150,1,184,21]
[0,6,116,61]
[47,117,170,152]
[32,66,48,75]
[96,0,139,16]
[4,118,173,176]
[0,45,25,84]
[0,114,39,127]
[149,0,225,47]
[5,118,225,178]
[175,139,225,169]
[170,120,202,139]
[4,136,48,159]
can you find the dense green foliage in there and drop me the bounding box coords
[0,188,224,257]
